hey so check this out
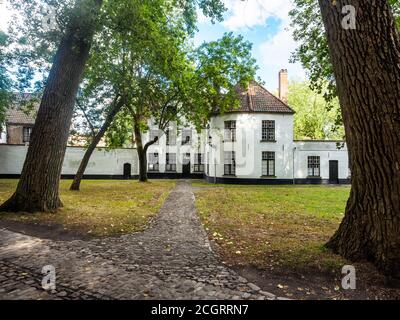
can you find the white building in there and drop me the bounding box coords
[0,70,350,184]
[142,72,350,184]
[0,130,6,144]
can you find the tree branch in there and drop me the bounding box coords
[76,99,96,138]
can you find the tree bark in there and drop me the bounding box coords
[70,99,123,191]
[133,120,158,182]
[0,0,103,212]
[318,0,400,279]
[137,145,148,183]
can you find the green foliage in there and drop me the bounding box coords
[390,0,400,29]
[0,31,13,132]
[5,0,226,92]
[288,81,344,140]
[290,0,400,103]
[93,4,257,146]
[88,0,195,147]
[289,0,335,102]
[172,0,226,33]
[187,32,258,129]
[8,0,82,92]
[3,0,248,144]
[106,109,135,148]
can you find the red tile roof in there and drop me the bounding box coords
[232,80,295,114]
[6,94,39,125]
[6,107,37,125]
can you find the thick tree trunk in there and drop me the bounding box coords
[70,99,123,191]
[319,0,400,279]
[134,121,148,182]
[0,0,103,213]
[133,120,158,182]
[137,146,148,183]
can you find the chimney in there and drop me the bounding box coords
[279,69,288,103]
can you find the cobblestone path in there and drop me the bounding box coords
[0,180,279,300]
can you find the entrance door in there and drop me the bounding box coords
[182,153,191,178]
[123,163,131,179]
[329,160,339,184]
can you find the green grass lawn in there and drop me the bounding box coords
[0,179,175,237]
[193,182,351,273]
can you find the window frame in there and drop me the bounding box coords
[224,151,236,176]
[262,120,276,142]
[308,156,321,177]
[166,153,177,172]
[148,153,159,172]
[224,121,236,142]
[193,153,204,173]
[262,151,275,177]
[23,127,33,143]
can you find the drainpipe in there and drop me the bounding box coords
[292,147,297,185]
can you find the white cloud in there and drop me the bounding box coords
[220,1,306,88]
[223,0,292,31]
[196,0,307,89]
[259,25,306,90]
[196,8,210,25]
[0,1,11,32]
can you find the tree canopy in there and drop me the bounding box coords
[288,80,344,140]
[0,31,12,132]
[289,0,400,103]
[186,32,257,129]
[0,0,228,211]
[5,0,226,93]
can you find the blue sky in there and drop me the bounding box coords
[194,0,306,91]
[0,0,306,91]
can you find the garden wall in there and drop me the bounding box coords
[0,144,138,178]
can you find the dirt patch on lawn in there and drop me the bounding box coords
[0,219,94,241]
[234,264,400,300]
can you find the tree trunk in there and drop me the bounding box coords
[0,0,103,212]
[133,120,159,182]
[70,99,123,191]
[318,0,400,279]
[133,121,148,182]
[137,146,148,182]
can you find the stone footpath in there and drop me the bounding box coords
[0,180,279,300]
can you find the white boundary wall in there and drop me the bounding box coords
[0,145,138,176]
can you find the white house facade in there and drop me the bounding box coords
[0,70,351,184]
[141,75,350,184]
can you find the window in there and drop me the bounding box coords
[23,127,32,143]
[262,120,275,141]
[150,130,160,145]
[182,129,192,145]
[224,121,236,142]
[262,152,275,176]
[166,129,176,146]
[194,153,204,172]
[166,153,177,172]
[148,153,159,172]
[308,156,320,177]
[224,151,236,176]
